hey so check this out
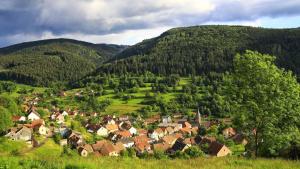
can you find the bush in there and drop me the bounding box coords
[185,146,205,158]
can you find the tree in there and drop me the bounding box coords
[0,106,13,134]
[225,50,300,157]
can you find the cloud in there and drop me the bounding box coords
[0,0,300,47]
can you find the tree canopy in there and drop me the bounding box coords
[225,50,300,157]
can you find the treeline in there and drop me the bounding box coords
[97,25,300,78]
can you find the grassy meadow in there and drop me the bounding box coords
[0,155,299,169]
[1,138,299,169]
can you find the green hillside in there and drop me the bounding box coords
[0,39,126,86]
[99,25,300,77]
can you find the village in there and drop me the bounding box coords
[3,96,247,159]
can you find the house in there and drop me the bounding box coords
[171,139,189,152]
[51,113,64,124]
[78,144,94,157]
[61,111,69,116]
[231,134,248,145]
[27,110,41,121]
[200,136,216,145]
[12,115,26,122]
[60,139,68,146]
[86,124,101,133]
[96,126,109,137]
[101,142,119,156]
[27,120,49,136]
[148,130,159,141]
[118,121,132,130]
[115,130,132,139]
[59,91,67,97]
[162,135,177,146]
[222,127,237,138]
[165,127,175,135]
[129,127,137,135]
[162,116,172,124]
[183,137,196,146]
[133,135,150,145]
[105,124,119,133]
[158,123,182,129]
[209,141,231,157]
[153,143,170,152]
[5,126,32,142]
[118,115,129,121]
[114,142,126,153]
[181,122,192,129]
[137,129,148,136]
[68,132,84,148]
[103,116,116,125]
[92,140,107,151]
[135,142,152,154]
[155,128,165,137]
[144,115,161,125]
[117,137,135,148]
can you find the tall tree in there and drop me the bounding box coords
[225,50,300,157]
[0,106,12,134]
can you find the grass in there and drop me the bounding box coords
[1,138,299,169]
[0,138,28,156]
[0,156,299,169]
[26,139,63,159]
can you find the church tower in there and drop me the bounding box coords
[195,108,201,126]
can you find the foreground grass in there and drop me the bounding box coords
[0,155,299,169]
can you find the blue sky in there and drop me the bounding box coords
[0,0,300,47]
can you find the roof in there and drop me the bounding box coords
[172,139,188,152]
[101,142,116,155]
[12,116,21,122]
[166,127,174,133]
[105,124,119,131]
[133,135,149,145]
[137,129,148,136]
[162,135,177,145]
[135,142,150,152]
[154,128,164,134]
[173,133,183,139]
[92,140,107,151]
[153,143,170,152]
[183,137,196,145]
[200,136,216,145]
[80,144,93,153]
[209,141,228,155]
[118,137,134,144]
[114,142,125,153]
[183,122,192,128]
[24,119,45,128]
[28,110,41,118]
[116,130,131,138]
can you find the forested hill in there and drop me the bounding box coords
[0,39,127,86]
[99,25,300,77]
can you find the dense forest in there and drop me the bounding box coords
[97,25,300,78]
[0,39,127,86]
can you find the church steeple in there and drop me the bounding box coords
[195,108,201,126]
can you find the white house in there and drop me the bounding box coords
[96,127,109,137]
[148,130,159,141]
[129,127,137,135]
[37,124,49,136]
[62,111,68,116]
[27,111,41,121]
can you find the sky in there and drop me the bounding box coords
[0,0,300,47]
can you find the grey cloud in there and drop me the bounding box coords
[1,0,300,47]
